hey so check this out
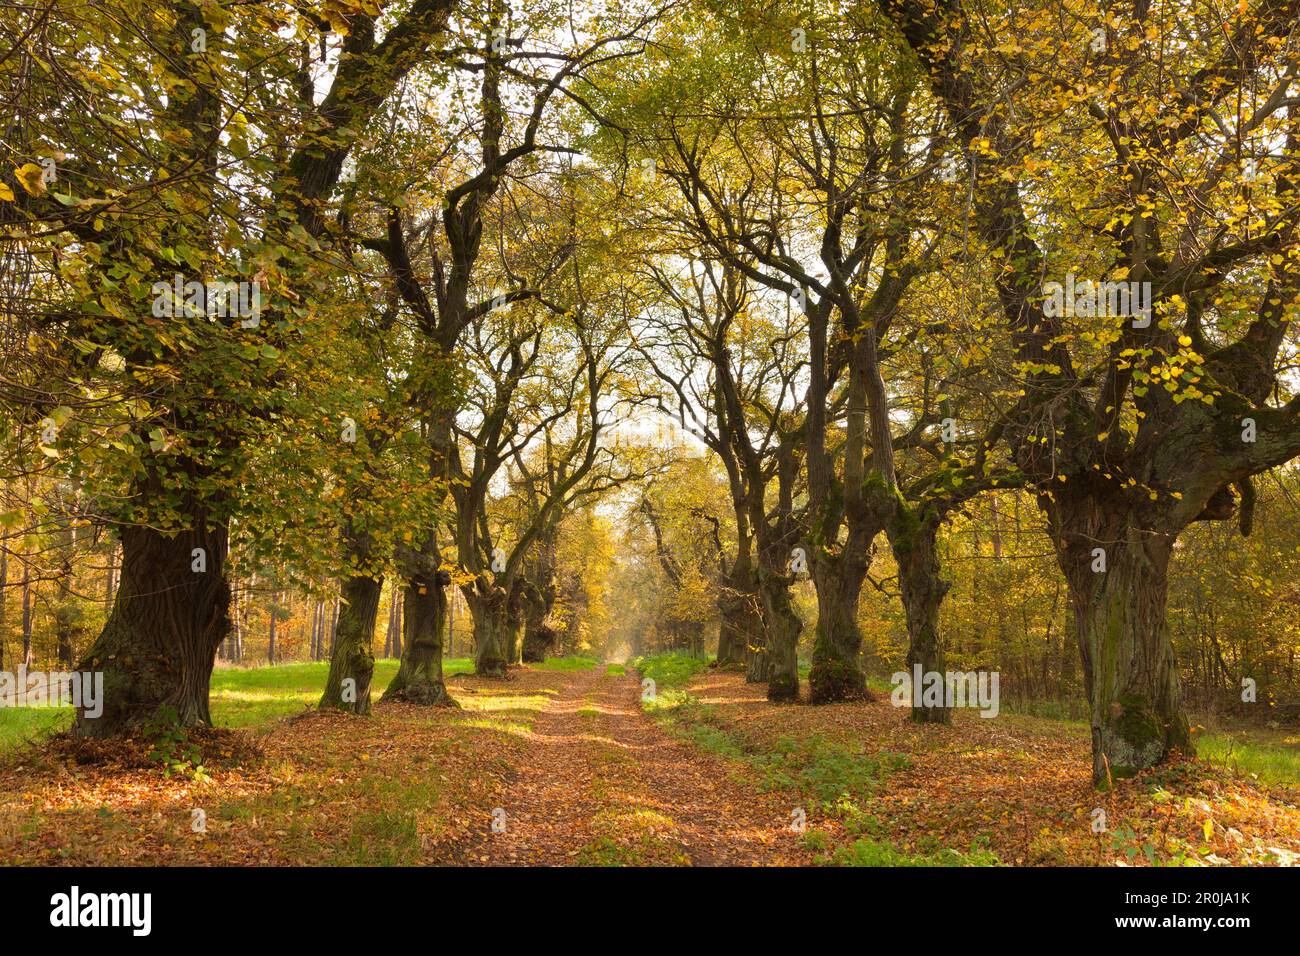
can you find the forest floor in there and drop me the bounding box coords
[0,657,1297,866]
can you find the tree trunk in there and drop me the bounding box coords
[889,508,951,724]
[521,577,558,663]
[808,505,881,704]
[309,600,321,661]
[755,560,800,701]
[74,517,230,736]
[0,547,6,671]
[224,582,241,663]
[744,607,773,683]
[715,557,756,669]
[466,579,515,678]
[391,590,403,658]
[320,575,382,714]
[383,603,392,657]
[502,586,524,666]
[383,569,456,705]
[464,575,522,678]
[384,591,396,657]
[1056,517,1192,787]
[54,606,75,667]
[233,583,244,663]
[267,591,278,665]
[808,554,869,704]
[21,561,33,669]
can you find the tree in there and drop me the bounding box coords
[881,0,1300,781]
[1,0,459,735]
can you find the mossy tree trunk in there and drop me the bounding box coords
[466,576,516,678]
[889,509,951,725]
[755,549,800,701]
[715,554,757,669]
[807,552,870,704]
[383,567,456,706]
[75,509,230,737]
[1053,508,1191,787]
[320,573,382,714]
[808,501,881,704]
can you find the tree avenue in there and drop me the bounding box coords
[2,0,1299,875]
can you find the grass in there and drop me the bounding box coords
[0,657,476,753]
[0,708,72,754]
[630,651,710,690]
[676,700,911,810]
[994,706,1300,788]
[1198,727,1300,787]
[817,836,1000,867]
[531,656,600,672]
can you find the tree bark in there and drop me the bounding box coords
[267,590,278,665]
[466,576,517,678]
[383,568,456,706]
[74,515,230,736]
[0,547,6,671]
[320,574,382,714]
[808,502,881,704]
[20,560,32,669]
[521,576,558,663]
[808,556,869,704]
[754,552,800,701]
[1051,506,1192,786]
[715,552,757,668]
[889,507,951,724]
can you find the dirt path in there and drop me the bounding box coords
[468,667,802,865]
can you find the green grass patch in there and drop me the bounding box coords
[630,652,709,691]
[641,681,970,865]
[0,657,477,753]
[531,656,600,672]
[605,663,626,676]
[818,837,999,867]
[0,708,73,754]
[1198,729,1300,787]
[750,735,912,809]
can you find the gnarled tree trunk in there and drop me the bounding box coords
[383,567,456,706]
[1051,501,1192,786]
[889,506,950,725]
[755,555,800,701]
[320,574,382,714]
[808,503,881,705]
[808,553,869,704]
[521,577,558,663]
[74,511,230,737]
[466,576,517,678]
[715,555,756,669]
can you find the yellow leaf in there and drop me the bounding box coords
[15,163,46,196]
[0,182,12,202]
[1203,818,1214,841]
